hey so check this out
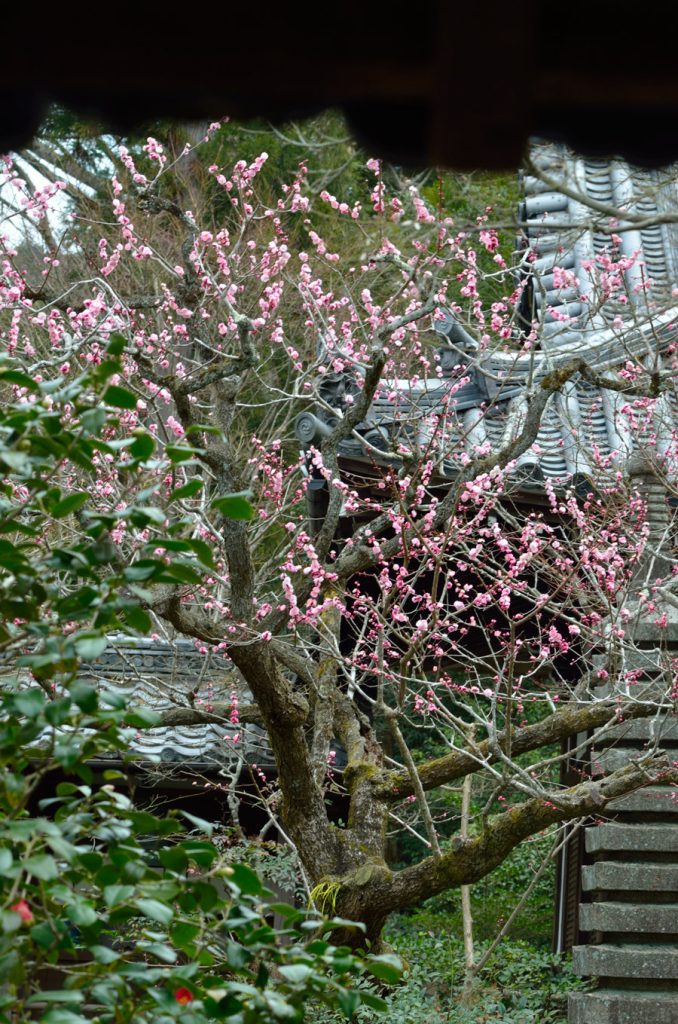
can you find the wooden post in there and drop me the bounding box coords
[460,771,475,991]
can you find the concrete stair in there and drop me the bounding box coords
[569,990,678,1024]
[569,788,678,1021]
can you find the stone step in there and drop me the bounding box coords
[586,823,678,854]
[582,861,678,892]
[569,990,678,1024]
[593,644,674,674]
[608,787,678,814]
[579,902,678,935]
[593,677,668,701]
[605,718,678,743]
[591,747,663,774]
[573,943,678,980]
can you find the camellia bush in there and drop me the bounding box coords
[0,119,677,957]
[0,681,401,1023]
[0,340,400,1022]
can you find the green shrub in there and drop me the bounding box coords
[0,683,402,1023]
[309,912,584,1024]
[377,919,584,1024]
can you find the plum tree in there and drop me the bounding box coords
[1,123,676,949]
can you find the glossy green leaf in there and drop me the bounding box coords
[211,492,255,520]
[159,846,188,872]
[366,954,402,984]
[1,911,22,934]
[44,697,72,726]
[228,863,265,896]
[103,885,135,907]
[130,433,155,459]
[359,991,389,1011]
[69,681,98,713]
[188,537,215,568]
[40,1010,90,1024]
[89,945,120,964]
[13,689,46,717]
[180,841,217,867]
[24,854,58,881]
[123,707,161,728]
[66,902,98,927]
[170,921,200,948]
[0,369,38,390]
[74,635,108,661]
[337,989,361,1018]
[106,333,127,356]
[141,940,177,963]
[180,810,214,837]
[164,561,203,585]
[51,492,89,519]
[102,385,138,409]
[134,899,174,925]
[227,940,250,969]
[169,479,203,501]
[26,991,84,1005]
[166,445,197,464]
[122,605,152,634]
[278,964,313,984]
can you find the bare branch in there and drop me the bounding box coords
[157,702,263,726]
[378,754,676,912]
[376,693,674,802]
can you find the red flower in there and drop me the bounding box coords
[10,899,33,924]
[174,987,194,1005]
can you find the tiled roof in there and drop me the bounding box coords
[301,144,678,494]
[81,637,271,768]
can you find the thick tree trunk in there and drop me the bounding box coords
[306,753,677,950]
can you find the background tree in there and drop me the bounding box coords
[1,118,676,954]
